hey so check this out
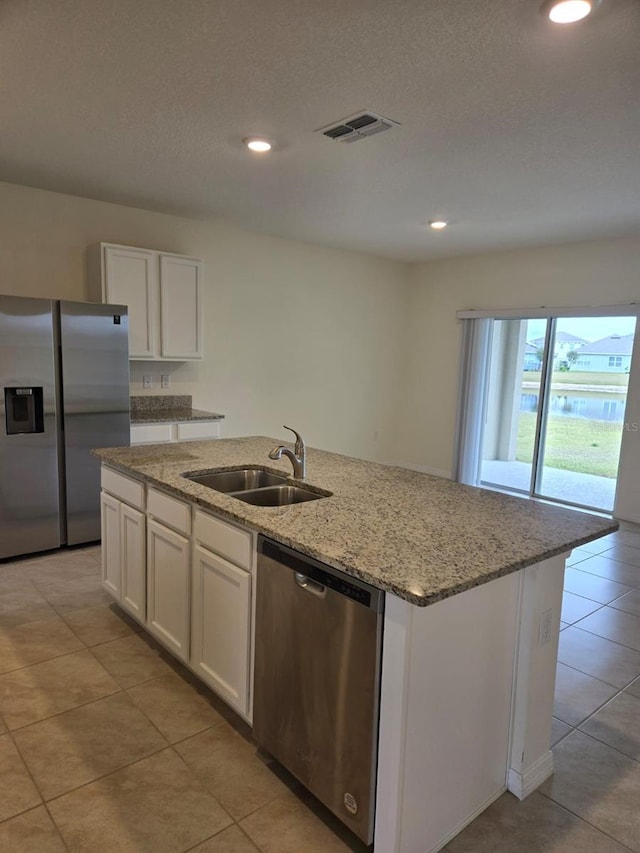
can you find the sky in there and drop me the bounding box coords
[527,316,637,344]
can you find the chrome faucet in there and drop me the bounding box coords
[269,425,306,479]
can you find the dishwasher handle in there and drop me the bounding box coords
[294,571,327,598]
[258,537,384,612]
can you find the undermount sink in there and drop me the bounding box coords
[185,467,288,493]
[232,485,327,506]
[184,466,331,507]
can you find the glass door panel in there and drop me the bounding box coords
[536,316,636,511]
[480,318,548,492]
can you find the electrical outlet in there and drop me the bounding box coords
[539,608,553,646]
[161,374,170,389]
[142,375,153,389]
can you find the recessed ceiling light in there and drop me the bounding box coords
[543,0,598,24]
[429,220,448,230]
[243,137,272,153]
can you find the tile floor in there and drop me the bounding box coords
[0,523,639,852]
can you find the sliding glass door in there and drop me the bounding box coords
[478,314,636,512]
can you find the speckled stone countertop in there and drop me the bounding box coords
[93,437,617,607]
[130,395,224,425]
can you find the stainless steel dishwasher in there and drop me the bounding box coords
[253,536,384,845]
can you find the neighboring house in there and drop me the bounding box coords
[574,334,635,373]
[530,331,587,368]
[523,343,542,371]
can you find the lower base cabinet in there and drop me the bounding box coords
[191,544,252,717]
[100,492,146,620]
[146,518,190,662]
[100,465,255,723]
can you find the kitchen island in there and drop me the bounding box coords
[93,437,616,853]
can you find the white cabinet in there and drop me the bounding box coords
[99,464,255,722]
[146,519,190,662]
[191,545,252,716]
[120,504,146,621]
[130,420,220,445]
[88,243,203,361]
[100,487,146,622]
[100,492,122,598]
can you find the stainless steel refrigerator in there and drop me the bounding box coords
[0,295,130,560]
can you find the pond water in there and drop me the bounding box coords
[521,390,627,422]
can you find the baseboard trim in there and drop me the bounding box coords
[508,750,554,800]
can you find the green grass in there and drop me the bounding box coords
[516,412,623,478]
[522,371,629,387]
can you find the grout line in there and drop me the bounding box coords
[537,789,638,853]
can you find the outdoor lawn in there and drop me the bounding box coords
[516,411,623,478]
[522,370,630,387]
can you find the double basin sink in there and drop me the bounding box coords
[183,467,331,507]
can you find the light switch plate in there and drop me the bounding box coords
[161,374,170,389]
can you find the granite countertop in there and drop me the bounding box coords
[131,408,225,425]
[93,436,617,606]
[129,394,224,425]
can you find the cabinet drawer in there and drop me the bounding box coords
[147,488,191,536]
[194,510,253,570]
[130,423,173,444]
[101,467,145,510]
[176,421,220,441]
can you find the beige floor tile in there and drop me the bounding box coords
[573,540,612,556]
[127,672,223,743]
[0,733,42,820]
[558,625,640,688]
[61,603,134,646]
[577,606,640,652]
[240,790,362,853]
[0,649,119,730]
[602,544,640,567]
[580,691,640,760]
[446,790,628,852]
[606,528,640,551]
[0,615,83,674]
[550,717,573,747]
[0,806,67,853]
[175,723,292,820]
[575,555,640,587]
[91,633,174,687]
[561,592,601,625]
[541,730,640,850]
[553,663,617,726]
[627,676,640,699]
[190,825,260,852]
[40,575,112,612]
[0,569,40,595]
[563,568,632,605]
[48,748,232,853]
[0,588,58,627]
[610,587,640,618]
[14,692,168,799]
[23,553,101,583]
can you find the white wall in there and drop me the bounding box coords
[398,236,640,477]
[0,181,409,463]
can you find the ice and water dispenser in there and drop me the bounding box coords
[4,387,45,434]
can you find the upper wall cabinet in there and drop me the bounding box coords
[88,243,203,361]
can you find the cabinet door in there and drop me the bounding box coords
[120,504,146,622]
[159,255,202,359]
[104,246,157,358]
[147,519,190,661]
[100,492,121,597]
[191,545,251,715]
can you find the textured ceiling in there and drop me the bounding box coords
[1,0,639,260]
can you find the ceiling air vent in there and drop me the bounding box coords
[316,111,399,143]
